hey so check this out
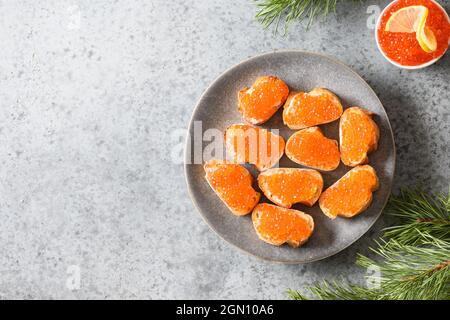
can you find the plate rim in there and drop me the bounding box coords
[184,49,396,264]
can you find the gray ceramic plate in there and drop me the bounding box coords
[184,50,395,263]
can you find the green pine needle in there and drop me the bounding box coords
[288,281,380,300]
[254,0,359,34]
[383,187,450,245]
[356,236,450,300]
[288,187,450,300]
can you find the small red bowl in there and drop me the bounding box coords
[375,0,450,69]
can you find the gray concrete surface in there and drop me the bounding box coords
[0,0,448,299]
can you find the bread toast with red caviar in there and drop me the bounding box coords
[252,203,314,247]
[258,168,323,208]
[319,165,379,219]
[283,88,343,129]
[204,159,260,215]
[285,127,340,171]
[224,124,285,171]
[340,107,380,167]
[238,76,289,125]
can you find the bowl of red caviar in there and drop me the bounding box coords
[376,0,450,69]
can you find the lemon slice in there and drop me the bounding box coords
[417,25,438,53]
[385,5,428,33]
[385,5,437,53]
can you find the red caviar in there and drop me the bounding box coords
[378,0,450,66]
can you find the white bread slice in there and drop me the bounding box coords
[204,159,260,216]
[258,168,323,208]
[224,123,285,171]
[283,88,343,130]
[252,203,314,247]
[319,165,379,219]
[285,126,341,171]
[339,107,380,167]
[238,76,289,125]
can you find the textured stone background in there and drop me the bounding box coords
[0,0,448,299]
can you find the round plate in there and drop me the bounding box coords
[184,51,395,263]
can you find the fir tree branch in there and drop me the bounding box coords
[288,281,380,300]
[254,0,361,34]
[357,236,450,300]
[288,187,450,300]
[383,187,450,245]
[289,235,450,300]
